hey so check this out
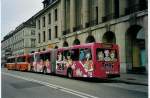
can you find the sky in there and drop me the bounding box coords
[1,0,43,40]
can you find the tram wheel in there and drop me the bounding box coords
[67,69,73,78]
[43,67,47,74]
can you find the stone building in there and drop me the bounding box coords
[1,17,36,63]
[34,0,148,73]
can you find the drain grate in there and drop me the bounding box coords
[11,81,44,89]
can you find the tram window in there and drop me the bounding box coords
[45,53,51,61]
[63,50,71,60]
[96,49,117,61]
[22,57,25,62]
[40,54,45,60]
[57,51,63,61]
[12,58,15,63]
[35,54,40,62]
[17,57,25,62]
[84,48,92,60]
[28,56,34,63]
[71,49,79,60]
[8,59,11,63]
[79,49,85,61]
[7,59,10,63]
[8,58,15,63]
[17,58,20,62]
[79,48,92,61]
[17,58,19,62]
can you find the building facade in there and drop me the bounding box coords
[34,0,61,50]
[34,0,148,74]
[1,0,148,74]
[1,17,36,64]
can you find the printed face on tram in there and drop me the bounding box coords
[97,49,117,61]
[57,52,62,61]
[66,52,71,60]
[86,53,91,60]
[97,51,104,61]
[79,49,92,61]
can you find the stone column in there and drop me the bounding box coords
[82,0,89,28]
[98,0,105,23]
[70,0,76,32]
[119,0,127,16]
[111,0,115,14]
[61,0,65,32]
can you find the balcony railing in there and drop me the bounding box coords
[73,25,83,32]
[85,19,98,28]
[125,3,147,15]
[62,29,70,35]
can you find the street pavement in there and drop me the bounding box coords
[2,68,148,98]
[111,73,148,86]
[2,74,82,98]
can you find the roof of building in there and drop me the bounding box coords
[34,0,59,18]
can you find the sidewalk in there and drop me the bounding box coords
[112,73,148,86]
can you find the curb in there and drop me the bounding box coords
[115,79,148,86]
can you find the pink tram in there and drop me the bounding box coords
[28,50,52,74]
[6,43,120,79]
[55,43,120,78]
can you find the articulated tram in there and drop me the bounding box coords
[6,43,120,79]
[6,56,16,70]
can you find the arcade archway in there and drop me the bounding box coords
[73,39,80,45]
[63,41,69,47]
[126,25,146,73]
[102,31,116,43]
[85,35,96,43]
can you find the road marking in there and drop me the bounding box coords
[2,72,99,98]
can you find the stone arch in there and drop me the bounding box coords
[43,48,46,51]
[73,39,80,45]
[54,45,58,49]
[31,51,35,53]
[102,31,116,43]
[63,41,69,47]
[125,25,146,73]
[38,49,40,52]
[85,35,96,43]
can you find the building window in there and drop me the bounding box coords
[48,13,51,24]
[55,9,57,21]
[31,39,36,47]
[96,6,98,24]
[49,29,51,40]
[22,39,24,47]
[114,0,119,18]
[38,33,41,43]
[42,16,46,27]
[43,31,46,42]
[38,20,40,29]
[31,30,35,35]
[55,26,58,38]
